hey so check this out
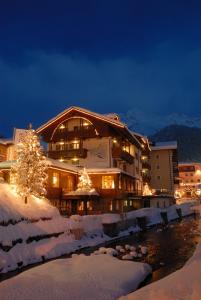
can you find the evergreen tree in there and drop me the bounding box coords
[11,128,47,204]
[77,168,92,191]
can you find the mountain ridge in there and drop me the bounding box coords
[150,124,201,163]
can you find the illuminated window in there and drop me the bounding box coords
[109,201,113,211]
[118,177,122,189]
[52,172,59,187]
[78,201,84,211]
[87,201,93,210]
[102,175,115,189]
[124,200,128,206]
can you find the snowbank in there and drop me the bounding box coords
[0,184,59,223]
[120,203,192,226]
[0,184,106,274]
[0,254,151,300]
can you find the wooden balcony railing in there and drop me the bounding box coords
[142,161,151,170]
[47,148,88,160]
[112,147,134,164]
[53,126,96,140]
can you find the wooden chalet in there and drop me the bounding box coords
[36,106,144,214]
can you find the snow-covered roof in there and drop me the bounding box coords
[102,113,121,121]
[37,106,126,134]
[66,189,99,196]
[87,168,136,178]
[151,141,177,150]
[46,158,78,174]
[0,138,13,145]
[179,162,201,166]
[0,158,79,174]
[0,160,15,169]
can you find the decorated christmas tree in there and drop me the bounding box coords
[11,127,47,204]
[77,168,93,192]
[143,183,153,196]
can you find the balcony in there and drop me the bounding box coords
[142,161,151,170]
[112,147,134,164]
[142,173,151,183]
[47,148,88,160]
[53,126,96,140]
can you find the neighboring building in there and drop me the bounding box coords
[0,139,14,162]
[133,133,151,187]
[36,106,144,214]
[178,162,201,198]
[150,141,179,195]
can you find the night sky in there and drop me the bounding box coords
[1,0,201,136]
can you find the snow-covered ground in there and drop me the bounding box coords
[0,254,151,300]
[0,182,195,274]
[0,183,106,273]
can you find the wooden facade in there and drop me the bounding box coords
[36,106,144,215]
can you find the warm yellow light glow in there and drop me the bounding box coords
[195,169,201,175]
[83,122,89,126]
[113,138,117,144]
[59,158,64,162]
[196,189,201,196]
[53,176,57,184]
[52,172,59,187]
[59,141,64,145]
[72,139,79,144]
[143,183,153,196]
[72,157,79,162]
[102,175,115,189]
[59,124,65,129]
[141,156,147,160]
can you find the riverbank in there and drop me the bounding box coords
[120,206,201,300]
[0,196,194,276]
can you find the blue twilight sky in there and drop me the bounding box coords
[1,0,201,136]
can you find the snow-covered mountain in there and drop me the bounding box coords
[150,125,201,163]
[121,109,201,135]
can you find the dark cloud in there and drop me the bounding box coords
[1,42,201,136]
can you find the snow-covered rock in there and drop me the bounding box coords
[122,254,133,260]
[99,247,107,254]
[130,251,138,258]
[140,246,148,255]
[116,245,123,251]
[105,248,118,256]
[125,244,131,250]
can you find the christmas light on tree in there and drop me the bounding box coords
[143,183,153,196]
[77,168,93,192]
[11,127,47,204]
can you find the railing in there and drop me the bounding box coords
[142,174,151,182]
[53,126,96,140]
[47,148,88,159]
[142,161,151,170]
[112,147,134,164]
